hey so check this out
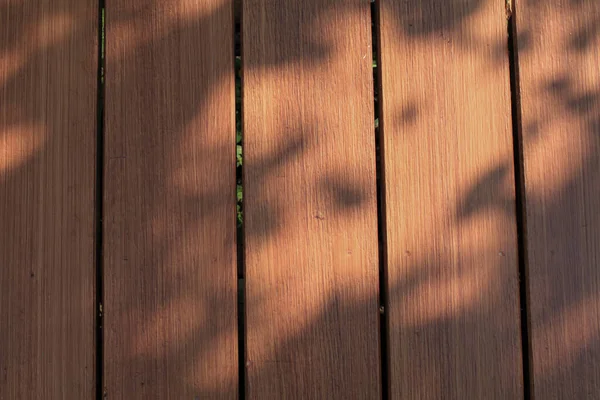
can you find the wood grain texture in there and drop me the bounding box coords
[104,0,237,398]
[378,0,523,398]
[0,0,97,398]
[243,0,381,398]
[516,0,600,398]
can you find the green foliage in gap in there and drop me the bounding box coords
[236,56,243,226]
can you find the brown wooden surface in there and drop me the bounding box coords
[243,0,381,398]
[0,1,97,398]
[103,0,238,397]
[516,0,600,398]
[378,0,523,397]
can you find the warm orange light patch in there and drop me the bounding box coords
[1,124,47,175]
[0,50,25,86]
[533,292,600,376]
[1,13,74,85]
[33,13,74,48]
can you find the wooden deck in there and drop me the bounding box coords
[1,0,599,398]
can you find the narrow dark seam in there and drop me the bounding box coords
[234,1,246,398]
[95,3,106,400]
[507,8,533,400]
[371,1,390,398]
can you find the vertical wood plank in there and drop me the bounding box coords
[0,1,97,398]
[104,0,238,397]
[378,0,523,398]
[243,0,381,398]
[516,0,600,397]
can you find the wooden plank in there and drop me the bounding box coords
[243,0,381,398]
[516,1,600,397]
[0,1,97,398]
[103,1,237,398]
[378,0,523,398]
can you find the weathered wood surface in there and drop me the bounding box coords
[243,0,382,398]
[103,0,238,397]
[0,0,97,397]
[517,0,600,397]
[378,0,523,397]
[2,0,600,397]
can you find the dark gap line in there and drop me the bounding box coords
[234,2,246,398]
[507,9,532,400]
[371,1,390,399]
[95,3,106,400]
